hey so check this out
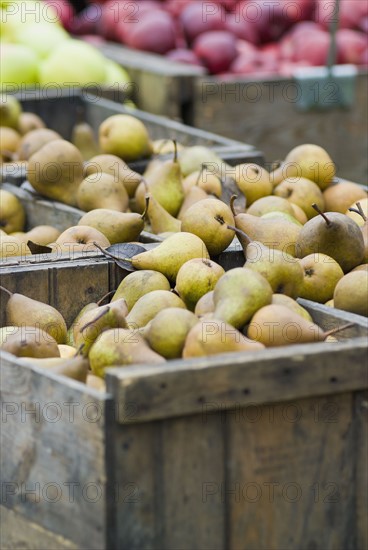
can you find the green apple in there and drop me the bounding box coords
[15,22,69,59]
[0,44,39,89]
[39,40,107,87]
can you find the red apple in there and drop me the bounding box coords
[165,0,194,18]
[69,4,102,36]
[179,2,225,44]
[80,34,106,47]
[166,48,204,67]
[280,21,325,60]
[193,30,237,74]
[224,12,259,44]
[360,48,368,65]
[123,10,176,55]
[293,29,331,65]
[359,16,368,34]
[336,29,368,64]
[260,43,281,62]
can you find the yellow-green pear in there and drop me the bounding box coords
[271,294,313,322]
[175,258,225,311]
[0,189,26,233]
[274,177,325,219]
[234,163,272,206]
[111,270,171,311]
[0,326,60,358]
[84,154,142,198]
[77,172,129,212]
[298,253,344,303]
[78,208,145,244]
[126,290,186,328]
[99,114,153,162]
[145,193,182,234]
[145,308,198,359]
[194,290,215,317]
[333,271,368,317]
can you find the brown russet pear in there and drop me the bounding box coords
[213,267,273,329]
[17,128,61,160]
[145,307,198,359]
[274,177,325,220]
[182,318,265,358]
[74,298,128,355]
[242,239,304,298]
[296,205,365,273]
[26,225,61,246]
[247,304,351,346]
[89,327,165,378]
[123,232,210,283]
[126,289,186,328]
[77,172,129,212]
[234,163,272,206]
[271,294,313,322]
[27,139,84,206]
[183,164,222,198]
[175,258,225,311]
[269,144,335,190]
[145,193,181,234]
[298,253,344,303]
[17,112,45,135]
[194,290,215,317]
[71,120,100,161]
[84,154,142,198]
[99,114,153,162]
[181,198,235,256]
[333,271,368,317]
[0,326,60,358]
[111,270,171,311]
[177,186,209,220]
[323,181,367,214]
[0,286,67,344]
[78,206,146,244]
[24,354,89,383]
[247,195,296,217]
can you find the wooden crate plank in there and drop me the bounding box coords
[160,413,225,550]
[355,390,368,550]
[226,392,356,550]
[107,337,367,424]
[0,352,113,549]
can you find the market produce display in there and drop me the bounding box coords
[67,0,368,76]
[0,0,131,88]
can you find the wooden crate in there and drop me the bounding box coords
[0,255,367,550]
[0,91,263,186]
[98,43,368,183]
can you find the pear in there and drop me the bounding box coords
[213,267,273,329]
[0,189,26,233]
[178,146,230,178]
[0,127,21,159]
[126,290,186,328]
[152,139,184,155]
[183,164,222,198]
[175,258,225,311]
[99,114,153,162]
[234,163,272,206]
[26,225,61,246]
[290,203,308,224]
[145,193,182,234]
[71,120,100,161]
[84,154,142,198]
[0,235,31,259]
[0,326,60,358]
[243,240,304,298]
[333,271,368,317]
[270,144,336,190]
[77,172,129,212]
[260,211,302,226]
[295,205,365,273]
[74,298,128,356]
[89,328,165,378]
[346,197,368,227]
[17,128,61,161]
[58,344,77,359]
[0,94,21,129]
[86,373,106,392]
[23,354,89,383]
[194,290,215,317]
[177,186,209,220]
[182,318,265,358]
[271,294,313,322]
[325,299,334,307]
[274,177,325,219]
[27,139,84,206]
[348,202,368,262]
[67,301,103,346]
[54,225,110,255]
[323,181,367,214]
[181,198,235,256]
[17,112,45,135]
[78,206,146,244]
[111,270,171,311]
[143,142,184,216]
[145,308,199,359]
[125,232,210,283]
[247,195,296,217]
[298,253,344,303]
[0,286,67,344]
[351,264,368,273]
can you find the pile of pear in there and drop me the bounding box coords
[0,226,358,385]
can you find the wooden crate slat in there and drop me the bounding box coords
[355,390,368,550]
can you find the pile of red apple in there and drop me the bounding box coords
[52,0,368,77]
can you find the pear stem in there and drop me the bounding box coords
[80,306,110,333]
[348,202,367,222]
[195,164,206,186]
[172,140,177,163]
[312,203,331,226]
[96,290,116,306]
[0,285,13,297]
[323,322,355,338]
[230,194,238,217]
[227,225,253,246]
[92,242,133,263]
[142,195,150,219]
[75,343,85,357]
